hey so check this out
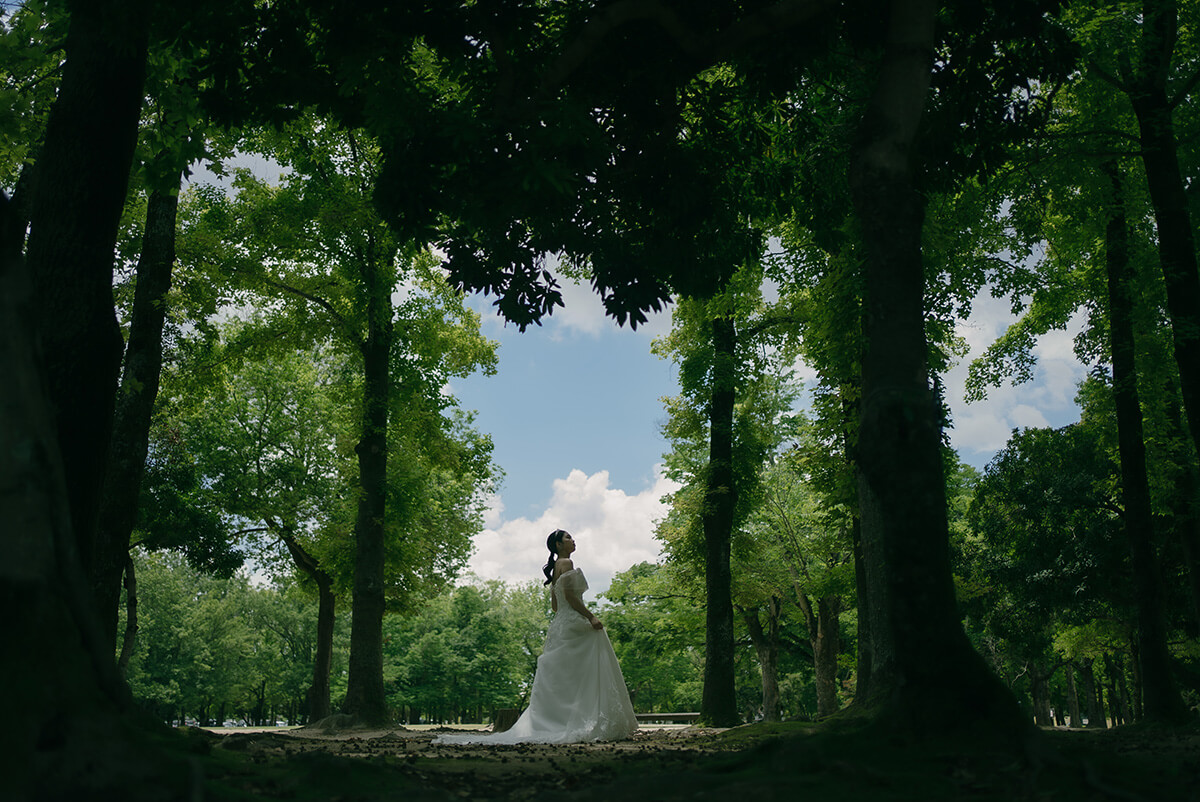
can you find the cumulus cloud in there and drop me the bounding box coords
[944,291,1088,466]
[466,467,680,597]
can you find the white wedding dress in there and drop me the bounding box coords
[433,568,638,744]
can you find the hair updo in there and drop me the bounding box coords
[542,529,568,585]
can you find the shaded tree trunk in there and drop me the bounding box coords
[1065,663,1083,728]
[847,0,1025,736]
[117,553,138,677]
[2,191,178,798]
[1128,0,1200,460]
[25,0,150,578]
[793,580,845,719]
[281,530,335,722]
[95,184,180,644]
[1101,161,1187,722]
[1078,659,1107,728]
[814,595,843,718]
[1030,664,1053,727]
[740,599,781,722]
[343,261,393,727]
[700,314,739,726]
[1163,390,1200,634]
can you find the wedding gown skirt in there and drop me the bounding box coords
[434,569,638,744]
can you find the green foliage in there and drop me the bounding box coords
[121,550,337,725]
[599,562,706,713]
[383,581,549,723]
[0,0,65,193]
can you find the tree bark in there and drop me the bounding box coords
[117,553,139,677]
[95,184,180,644]
[281,530,335,722]
[24,0,150,579]
[847,0,1026,736]
[1031,665,1053,727]
[740,600,781,722]
[1101,161,1188,722]
[1128,0,1200,460]
[814,594,842,718]
[1163,390,1200,634]
[700,314,739,726]
[1,191,182,798]
[343,263,393,727]
[1065,663,1083,728]
[1077,659,1107,728]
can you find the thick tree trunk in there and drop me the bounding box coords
[1128,0,1200,459]
[281,530,335,722]
[740,600,781,722]
[1101,161,1188,722]
[814,594,842,718]
[847,0,1026,737]
[343,272,393,727]
[2,192,184,798]
[25,0,150,578]
[700,314,739,726]
[95,185,180,644]
[1031,665,1053,727]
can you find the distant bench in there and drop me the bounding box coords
[635,712,700,724]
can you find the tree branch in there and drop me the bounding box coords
[1086,58,1130,93]
[256,273,362,347]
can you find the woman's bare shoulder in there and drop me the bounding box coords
[553,558,575,579]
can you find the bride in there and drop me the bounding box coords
[434,529,638,744]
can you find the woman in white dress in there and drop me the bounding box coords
[434,529,638,744]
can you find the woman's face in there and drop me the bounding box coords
[556,532,576,558]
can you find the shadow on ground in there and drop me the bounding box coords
[178,719,1199,801]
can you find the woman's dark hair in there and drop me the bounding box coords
[542,529,568,585]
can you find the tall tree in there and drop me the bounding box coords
[189,117,497,725]
[24,0,150,584]
[847,0,1027,734]
[1100,161,1188,721]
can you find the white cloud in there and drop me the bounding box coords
[1009,403,1051,430]
[945,290,1088,466]
[466,467,680,598]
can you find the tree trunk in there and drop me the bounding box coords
[343,267,393,727]
[850,507,876,703]
[1128,0,1200,460]
[700,314,739,727]
[814,594,842,718]
[117,553,138,677]
[2,192,183,798]
[95,184,180,644]
[740,600,781,722]
[847,0,1026,737]
[1101,161,1188,722]
[1065,663,1083,728]
[1031,665,1053,727]
[1078,659,1107,728]
[24,0,150,579]
[1163,391,1200,635]
[280,530,335,722]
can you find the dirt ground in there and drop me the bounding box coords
[186,719,1200,801]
